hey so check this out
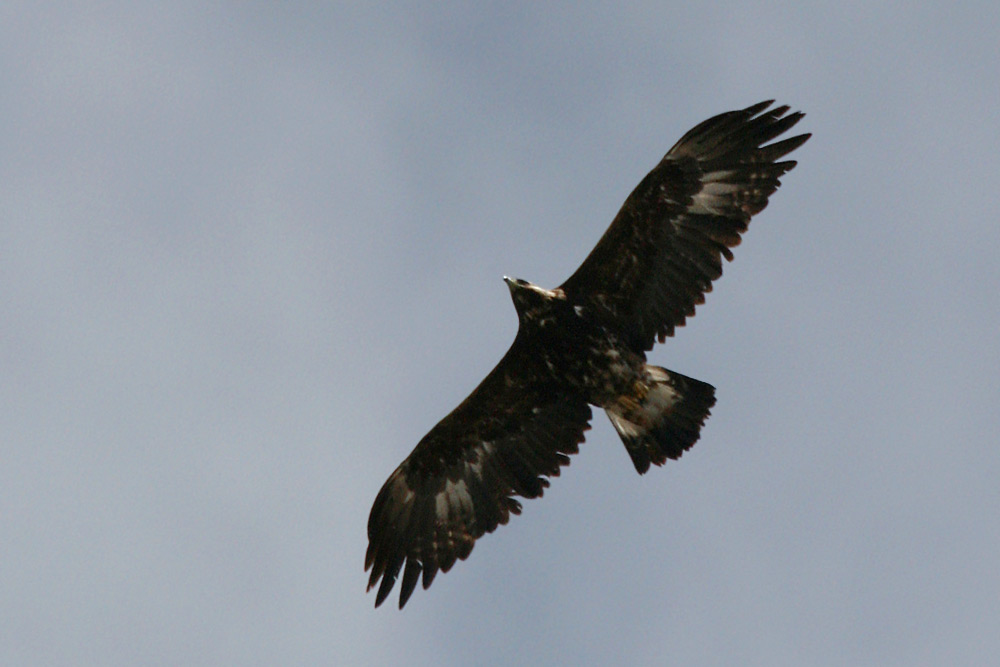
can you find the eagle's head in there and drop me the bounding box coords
[503,276,563,323]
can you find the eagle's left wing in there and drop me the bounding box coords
[365,337,592,608]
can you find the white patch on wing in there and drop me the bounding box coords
[468,443,490,476]
[689,170,741,215]
[434,489,449,520]
[435,478,473,522]
[432,441,492,525]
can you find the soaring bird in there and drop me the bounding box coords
[366,101,810,608]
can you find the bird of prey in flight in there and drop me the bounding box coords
[366,101,810,608]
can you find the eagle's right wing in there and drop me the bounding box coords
[560,101,810,351]
[365,337,593,609]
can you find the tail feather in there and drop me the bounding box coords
[605,366,716,474]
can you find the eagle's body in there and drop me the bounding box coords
[504,280,641,405]
[366,101,810,608]
[503,278,714,470]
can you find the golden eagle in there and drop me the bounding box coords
[366,101,810,608]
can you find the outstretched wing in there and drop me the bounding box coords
[561,101,810,351]
[365,338,593,609]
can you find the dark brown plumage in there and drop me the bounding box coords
[366,101,810,608]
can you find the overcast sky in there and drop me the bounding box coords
[3,2,999,665]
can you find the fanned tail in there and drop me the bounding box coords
[605,365,716,474]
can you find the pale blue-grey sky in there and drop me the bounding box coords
[3,2,999,665]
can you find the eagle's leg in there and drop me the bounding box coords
[604,366,716,474]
